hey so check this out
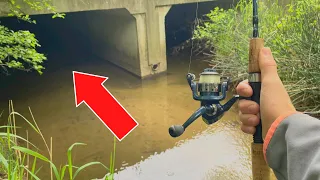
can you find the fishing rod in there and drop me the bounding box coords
[168,0,271,179]
[249,0,271,179]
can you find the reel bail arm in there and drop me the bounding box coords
[169,68,240,138]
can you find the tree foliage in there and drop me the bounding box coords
[0,0,65,75]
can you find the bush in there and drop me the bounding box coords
[0,25,47,74]
[193,0,320,114]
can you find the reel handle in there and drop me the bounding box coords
[169,95,240,138]
[169,106,207,138]
[168,125,185,138]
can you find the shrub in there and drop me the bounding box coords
[193,0,320,114]
[0,0,65,75]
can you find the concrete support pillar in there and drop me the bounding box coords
[145,0,160,68]
[133,13,149,78]
[156,5,172,74]
[144,3,172,77]
[132,5,171,78]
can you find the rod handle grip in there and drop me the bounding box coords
[248,38,264,143]
[249,38,264,73]
[251,143,271,180]
[250,82,263,143]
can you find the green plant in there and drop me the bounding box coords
[105,136,116,180]
[0,100,111,180]
[0,25,47,74]
[0,0,65,75]
[193,0,320,114]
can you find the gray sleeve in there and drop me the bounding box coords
[266,113,320,180]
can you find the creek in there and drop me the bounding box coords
[0,51,252,180]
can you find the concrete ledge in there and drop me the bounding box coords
[155,0,217,6]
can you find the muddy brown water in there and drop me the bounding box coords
[0,54,254,180]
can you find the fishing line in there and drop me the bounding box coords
[188,2,199,73]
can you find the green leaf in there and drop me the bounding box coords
[0,152,8,171]
[60,164,68,179]
[8,112,40,134]
[0,132,37,149]
[73,162,109,180]
[21,165,41,180]
[11,146,49,162]
[30,157,38,180]
[67,142,86,179]
[11,146,61,180]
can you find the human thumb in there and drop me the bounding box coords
[259,47,279,81]
[258,47,296,139]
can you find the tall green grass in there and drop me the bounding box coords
[105,136,116,180]
[0,100,117,180]
[192,0,320,115]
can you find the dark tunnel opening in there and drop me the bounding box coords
[165,1,237,56]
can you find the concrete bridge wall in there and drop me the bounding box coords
[84,9,142,76]
[0,0,235,78]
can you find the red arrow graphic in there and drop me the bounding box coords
[73,71,138,141]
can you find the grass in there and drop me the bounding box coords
[105,136,116,180]
[0,100,117,180]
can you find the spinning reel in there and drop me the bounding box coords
[168,68,240,138]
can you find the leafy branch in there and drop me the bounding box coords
[0,0,66,75]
